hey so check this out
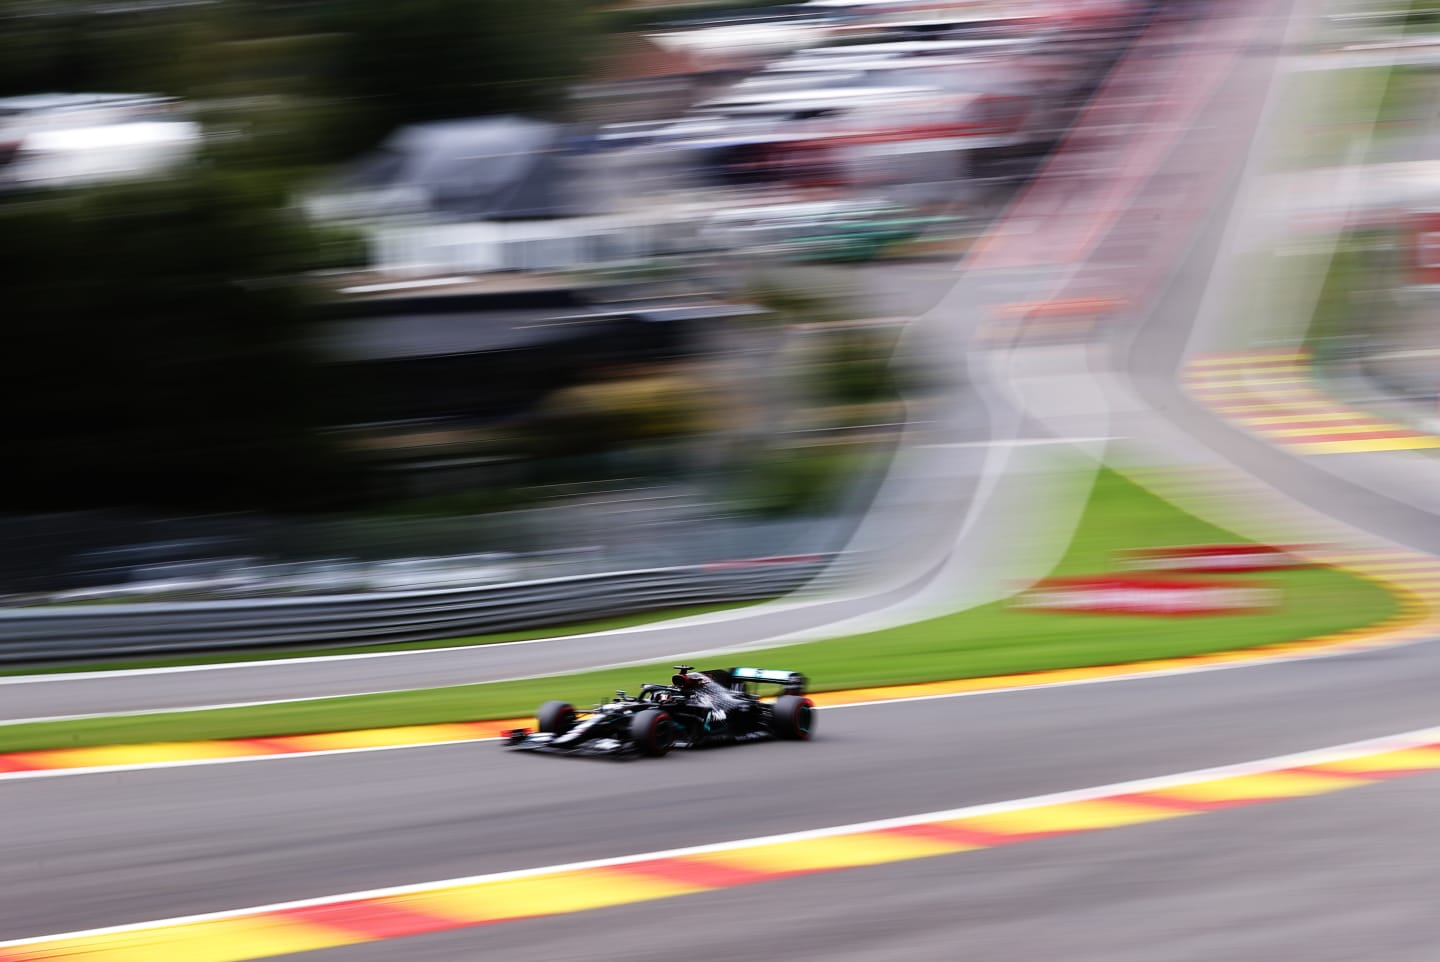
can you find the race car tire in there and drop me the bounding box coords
[537,700,577,736]
[630,709,676,757]
[770,695,815,740]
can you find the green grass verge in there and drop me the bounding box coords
[0,468,1400,754]
[0,602,764,677]
[1267,66,1391,172]
[1241,54,1429,351]
[1266,49,1429,174]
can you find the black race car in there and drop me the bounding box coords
[504,665,815,758]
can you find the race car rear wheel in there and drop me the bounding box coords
[770,695,815,740]
[630,709,676,757]
[537,700,577,736]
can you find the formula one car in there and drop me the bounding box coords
[504,665,815,758]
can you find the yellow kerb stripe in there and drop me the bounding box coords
[1240,413,1386,425]
[19,741,270,770]
[1295,437,1440,454]
[1216,402,1341,414]
[275,724,482,752]
[957,799,1189,835]
[396,867,707,923]
[1265,424,1398,438]
[1187,353,1308,367]
[2,915,366,962]
[1160,771,1363,803]
[695,832,960,876]
[1191,375,1309,388]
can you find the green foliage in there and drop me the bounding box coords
[743,277,850,326]
[730,445,878,517]
[0,168,362,512]
[1306,240,1369,354]
[0,0,215,96]
[529,372,717,459]
[322,0,600,154]
[811,328,900,406]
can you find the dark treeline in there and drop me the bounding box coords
[0,0,599,512]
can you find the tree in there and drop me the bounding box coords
[0,0,225,98]
[0,169,362,513]
[530,371,717,459]
[0,0,599,164]
[325,0,598,154]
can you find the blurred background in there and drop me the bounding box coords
[0,0,1434,606]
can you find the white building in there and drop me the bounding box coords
[307,116,709,275]
[0,93,200,189]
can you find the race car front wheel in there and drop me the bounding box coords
[770,695,815,741]
[630,709,676,757]
[537,700,577,736]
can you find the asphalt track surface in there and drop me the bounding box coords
[271,770,1440,962]
[4,642,1440,942]
[8,1,1440,959]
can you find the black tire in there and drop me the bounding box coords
[537,700,577,736]
[630,709,676,757]
[770,695,815,741]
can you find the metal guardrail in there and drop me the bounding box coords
[0,558,832,663]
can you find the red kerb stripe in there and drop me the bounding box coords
[880,822,1063,847]
[1282,766,1373,781]
[1303,429,1423,442]
[611,857,775,889]
[274,898,471,940]
[1108,792,1245,813]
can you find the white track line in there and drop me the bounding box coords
[0,629,646,685]
[4,723,1438,948]
[4,627,1438,781]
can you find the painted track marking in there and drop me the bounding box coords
[3,726,1439,960]
[1185,350,1440,453]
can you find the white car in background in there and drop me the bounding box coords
[0,93,200,189]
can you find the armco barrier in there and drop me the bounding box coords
[0,559,831,663]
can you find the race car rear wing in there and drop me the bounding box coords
[729,666,807,695]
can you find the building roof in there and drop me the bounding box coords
[316,308,613,361]
[316,299,759,362]
[590,35,718,84]
[335,116,591,221]
[0,93,171,114]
